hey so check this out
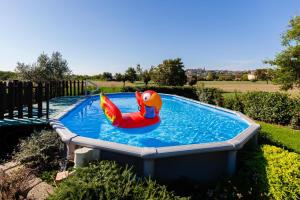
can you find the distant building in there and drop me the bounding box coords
[247,72,257,81]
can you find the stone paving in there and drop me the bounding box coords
[0,161,54,200]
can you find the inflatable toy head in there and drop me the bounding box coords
[141,90,162,112]
[135,90,162,117]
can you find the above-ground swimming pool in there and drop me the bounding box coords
[61,93,249,147]
[51,93,260,181]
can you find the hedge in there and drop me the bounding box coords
[121,86,198,100]
[224,91,299,126]
[196,87,224,106]
[49,161,187,200]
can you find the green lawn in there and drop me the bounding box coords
[259,121,300,153]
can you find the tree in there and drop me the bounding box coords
[142,70,151,86]
[187,75,197,86]
[121,74,127,87]
[151,58,187,86]
[242,74,249,81]
[136,64,143,81]
[206,72,215,81]
[255,68,274,84]
[265,16,300,90]
[114,73,123,81]
[125,67,137,83]
[102,72,113,81]
[15,52,71,82]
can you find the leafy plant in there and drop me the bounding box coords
[150,58,187,86]
[49,161,187,200]
[196,87,224,106]
[14,130,64,172]
[223,92,244,112]
[265,16,300,90]
[260,145,300,199]
[242,92,294,125]
[15,51,71,82]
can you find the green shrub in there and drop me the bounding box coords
[202,145,300,199]
[121,86,198,100]
[196,87,224,106]
[241,145,300,199]
[242,92,294,125]
[260,145,300,199]
[14,130,64,172]
[290,98,300,129]
[223,92,244,112]
[49,161,187,200]
[223,91,300,126]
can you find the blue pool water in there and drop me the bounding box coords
[60,94,249,148]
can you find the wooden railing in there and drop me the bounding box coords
[0,80,85,120]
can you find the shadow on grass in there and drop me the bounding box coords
[160,147,269,199]
[258,130,297,153]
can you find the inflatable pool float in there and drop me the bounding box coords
[100,91,162,129]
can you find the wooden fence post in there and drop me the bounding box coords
[81,80,84,95]
[66,81,69,96]
[37,82,43,118]
[60,81,63,96]
[57,81,61,97]
[17,81,23,118]
[27,82,33,118]
[69,80,72,96]
[77,80,80,96]
[45,82,50,119]
[49,81,53,98]
[8,82,14,118]
[73,80,76,95]
[0,82,4,119]
[55,81,58,97]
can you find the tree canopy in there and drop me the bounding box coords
[15,52,71,82]
[142,70,151,86]
[125,67,137,83]
[151,58,187,86]
[265,16,300,90]
[102,72,113,81]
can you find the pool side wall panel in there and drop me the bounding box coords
[154,151,229,181]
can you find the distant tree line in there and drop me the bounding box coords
[72,58,187,86]
[186,68,274,83]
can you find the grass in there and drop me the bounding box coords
[259,121,300,153]
[199,81,300,97]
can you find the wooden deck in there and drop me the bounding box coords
[0,96,85,127]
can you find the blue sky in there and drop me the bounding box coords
[0,0,299,75]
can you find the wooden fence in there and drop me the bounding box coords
[0,80,85,120]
